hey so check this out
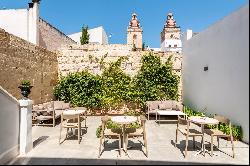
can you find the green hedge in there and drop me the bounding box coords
[54,52,180,110]
[183,106,243,140]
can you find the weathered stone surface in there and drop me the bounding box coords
[38,19,76,52]
[0,29,58,104]
[58,44,183,101]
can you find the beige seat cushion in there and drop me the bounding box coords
[38,104,44,110]
[158,103,172,110]
[55,109,64,116]
[54,101,64,110]
[149,101,161,110]
[62,102,70,109]
[36,115,53,120]
[160,100,173,109]
[172,101,183,111]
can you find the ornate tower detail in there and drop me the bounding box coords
[160,12,182,52]
[127,13,143,50]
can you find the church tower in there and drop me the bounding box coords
[127,13,143,50]
[160,12,182,52]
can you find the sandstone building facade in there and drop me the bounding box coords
[0,28,58,104]
[127,13,143,50]
[160,13,182,53]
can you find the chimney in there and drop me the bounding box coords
[186,29,193,40]
[28,3,33,8]
[28,0,40,45]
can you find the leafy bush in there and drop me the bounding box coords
[133,52,179,107]
[54,71,102,109]
[54,52,180,111]
[183,105,243,140]
[21,80,31,86]
[100,57,131,110]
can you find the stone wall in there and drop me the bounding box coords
[57,44,183,100]
[39,18,76,52]
[0,28,58,104]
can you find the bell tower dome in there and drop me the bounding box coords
[160,12,182,52]
[127,13,143,50]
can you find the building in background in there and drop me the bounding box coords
[0,0,76,52]
[160,13,182,53]
[68,26,109,45]
[127,13,143,50]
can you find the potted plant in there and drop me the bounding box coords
[18,79,33,99]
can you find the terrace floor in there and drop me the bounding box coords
[9,116,249,165]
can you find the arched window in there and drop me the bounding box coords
[133,34,137,45]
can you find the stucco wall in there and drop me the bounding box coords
[0,87,20,164]
[39,18,76,52]
[183,5,249,142]
[0,9,28,41]
[0,28,58,104]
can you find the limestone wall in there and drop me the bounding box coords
[58,44,183,100]
[0,28,58,104]
[39,18,76,52]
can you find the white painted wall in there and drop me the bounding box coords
[161,39,182,52]
[68,26,109,45]
[28,1,39,45]
[183,4,249,143]
[0,1,39,45]
[0,86,20,164]
[0,9,28,41]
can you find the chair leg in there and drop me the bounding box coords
[126,134,129,153]
[193,136,195,149]
[103,137,106,147]
[217,136,220,148]
[185,136,188,158]
[59,123,62,144]
[119,135,122,156]
[143,132,148,157]
[211,136,214,156]
[175,129,178,147]
[230,136,235,158]
[53,118,55,127]
[66,128,69,139]
[98,137,103,158]
[78,124,81,144]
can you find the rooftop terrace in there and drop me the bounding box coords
[9,116,249,165]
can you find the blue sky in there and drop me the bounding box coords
[1,0,248,47]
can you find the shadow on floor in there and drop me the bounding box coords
[12,157,227,165]
[33,136,49,148]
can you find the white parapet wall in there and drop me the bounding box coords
[183,4,249,143]
[0,86,20,164]
[0,9,28,41]
[68,26,109,45]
